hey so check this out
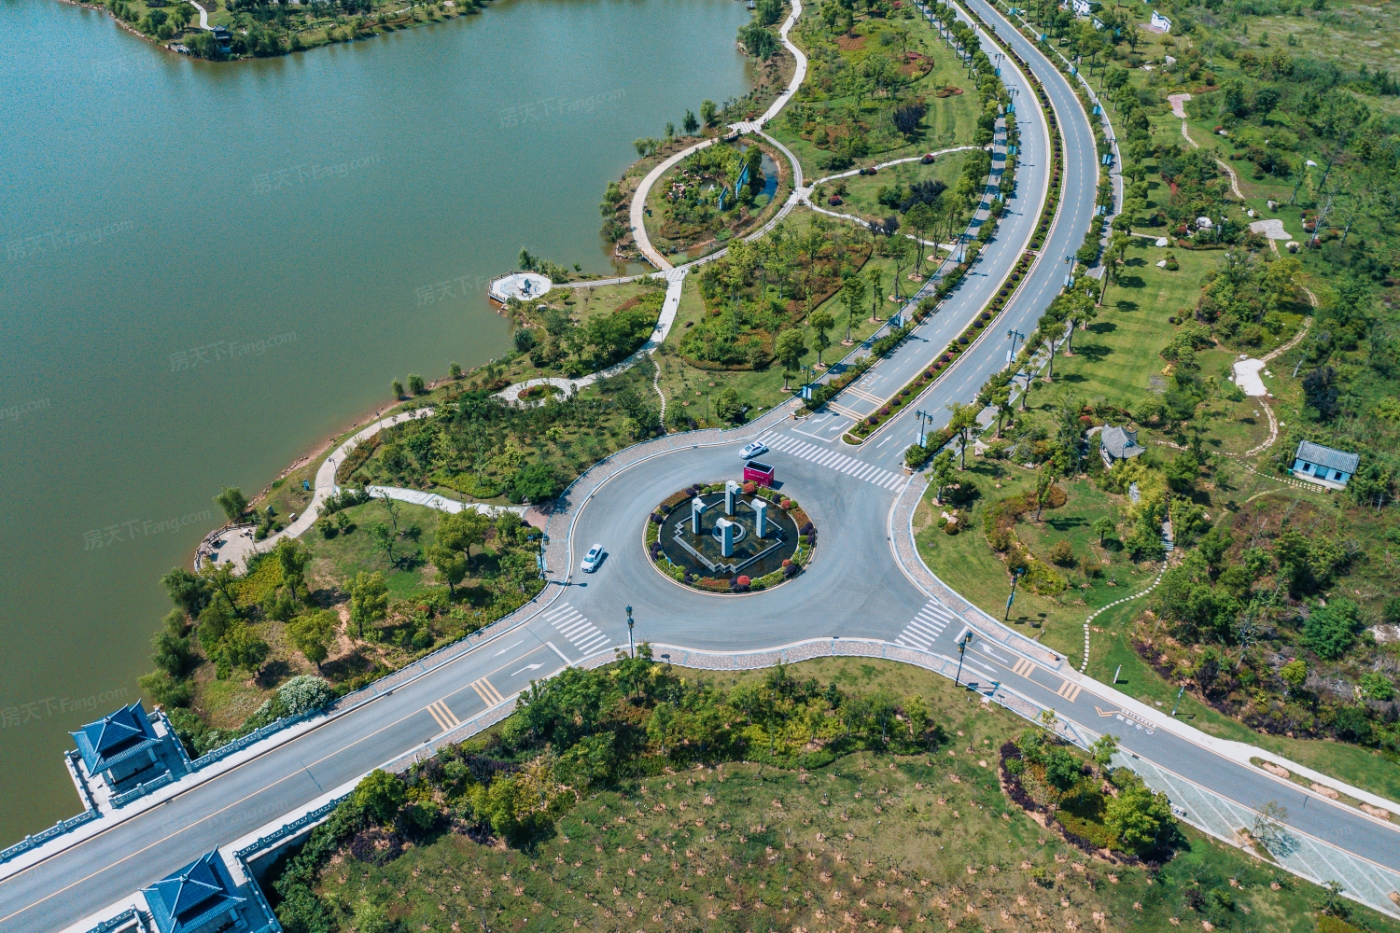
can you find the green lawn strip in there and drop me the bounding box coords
[280,657,1398,933]
[818,149,976,220]
[303,500,448,602]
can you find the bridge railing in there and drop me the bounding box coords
[0,807,99,864]
[110,771,176,809]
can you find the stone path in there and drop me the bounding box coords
[1173,94,1245,200]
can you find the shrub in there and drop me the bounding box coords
[1047,540,1075,566]
[278,675,335,716]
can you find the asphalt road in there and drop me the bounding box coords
[3,4,1397,930]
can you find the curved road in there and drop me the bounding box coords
[4,2,1398,930]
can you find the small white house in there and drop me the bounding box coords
[1150,10,1172,31]
[1072,0,1091,16]
[1291,441,1359,490]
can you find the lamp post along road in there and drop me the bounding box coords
[627,605,635,659]
[954,631,975,687]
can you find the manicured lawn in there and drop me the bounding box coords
[294,658,1400,933]
[1052,239,1208,409]
[819,148,976,223]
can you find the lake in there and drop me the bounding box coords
[0,0,752,844]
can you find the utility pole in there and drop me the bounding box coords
[1171,684,1186,717]
[627,605,635,658]
[954,631,975,686]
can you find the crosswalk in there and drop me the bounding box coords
[470,677,506,707]
[542,603,612,656]
[894,600,958,651]
[756,431,908,491]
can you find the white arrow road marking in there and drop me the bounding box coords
[512,663,544,676]
[495,640,525,656]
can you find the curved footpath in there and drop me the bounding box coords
[9,2,1400,930]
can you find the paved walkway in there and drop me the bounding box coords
[627,0,808,271]
[495,269,687,403]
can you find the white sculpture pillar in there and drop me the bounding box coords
[691,497,708,535]
[725,480,741,515]
[753,498,769,539]
[716,518,736,557]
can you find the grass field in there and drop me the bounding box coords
[770,5,982,181]
[818,148,977,223]
[914,463,1160,660]
[294,658,1400,933]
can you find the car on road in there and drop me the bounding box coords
[581,544,605,573]
[739,441,768,460]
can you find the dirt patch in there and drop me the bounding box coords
[836,33,868,51]
[1261,762,1291,779]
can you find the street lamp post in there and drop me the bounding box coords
[1006,328,1024,369]
[1004,568,1024,621]
[626,605,635,659]
[954,631,975,687]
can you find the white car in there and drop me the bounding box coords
[740,441,769,460]
[581,544,604,573]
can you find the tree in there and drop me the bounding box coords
[151,609,193,677]
[905,202,938,277]
[1302,366,1340,421]
[407,374,426,395]
[220,621,269,674]
[889,236,912,302]
[930,451,957,502]
[428,543,468,594]
[715,387,744,422]
[1034,463,1059,521]
[287,610,338,671]
[1301,597,1362,660]
[946,402,978,470]
[161,567,211,617]
[1090,733,1118,772]
[1105,773,1174,855]
[510,462,561,503]
[682,109,699,135]
[353,769,406,825]
[1093,516,1115,546]
[215,486,248,523]
[1280,658,1309,692]
[992,385,1013,438]
[865,264,883,322]
[700,99,718,127]
[775,328,805,389]
[275,539,311,602]
[391,379,405,399]
[277,675,334,715]
[810,310,835,366]
[369,523,398,566]
[349,571,388,639]
[841,276,866,343]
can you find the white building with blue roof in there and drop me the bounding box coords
[1291,440,1360,490]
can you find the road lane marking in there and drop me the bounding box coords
[470,677,505,706]
[425,700,460,731]
[1055,680,1083,702]
[511,662,544,677]
[543,604,611,655]
[1011,657,1036,678]
[894,600,956,650]
[494,640,524,656]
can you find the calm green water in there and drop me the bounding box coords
[0,0,750,844]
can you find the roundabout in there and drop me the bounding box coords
[647,481,810,592]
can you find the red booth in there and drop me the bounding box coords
[743,461,775,487]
